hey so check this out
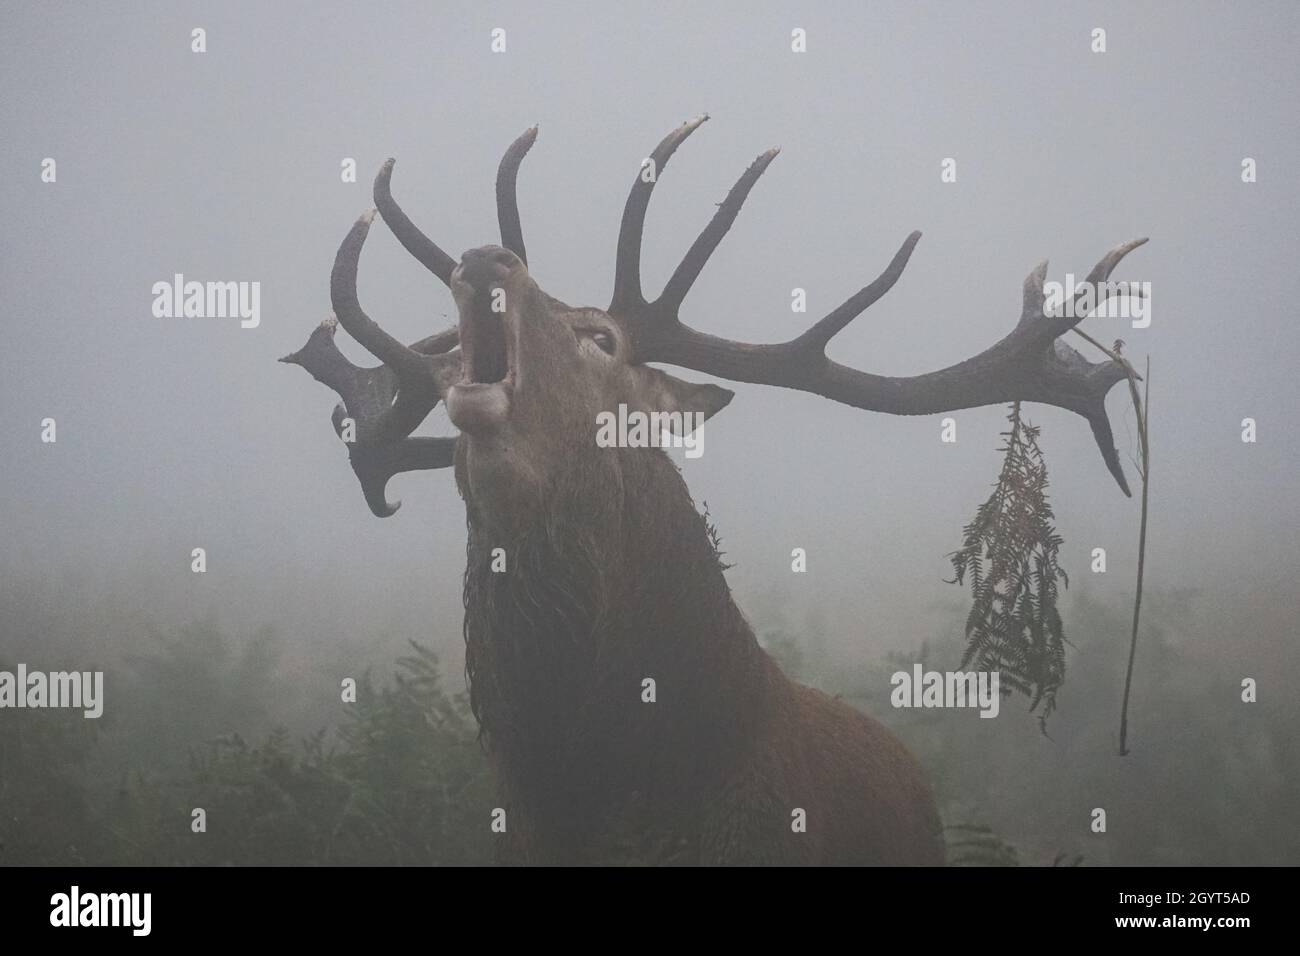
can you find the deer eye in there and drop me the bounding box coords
[579,328,617,356]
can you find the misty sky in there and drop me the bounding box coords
[2,2,1297,688]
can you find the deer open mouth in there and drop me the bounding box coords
[463,310,511,385]
[447,298,516,433]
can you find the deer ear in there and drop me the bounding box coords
[628,366,734,434]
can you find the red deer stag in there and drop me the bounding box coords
[283,117,1142,865]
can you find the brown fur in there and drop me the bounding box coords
[460,442,944,865]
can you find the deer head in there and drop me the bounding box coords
[444,241,733,533]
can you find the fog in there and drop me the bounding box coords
[2,2,1297,864]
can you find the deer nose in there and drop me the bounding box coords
[454,246,523,291]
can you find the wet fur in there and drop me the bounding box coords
[460,444,944,865]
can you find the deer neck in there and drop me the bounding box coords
[460,446,771,810]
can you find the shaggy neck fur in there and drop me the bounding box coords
[461,446,774,861]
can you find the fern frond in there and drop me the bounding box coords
[947,403,1069,722]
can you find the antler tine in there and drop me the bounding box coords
[331,210,436,376]
[330,208,462,420]
[411,327,460,355]
[610,115,710,314]
[280,315,388,422]
[791,231,923,354]
[1020,259,1050,325]
[497,126,538,265]
[348,436,458,517]
[1085,394,1130,496]
[374,159,458,287]
[344,436,457,517]
[656,147,781,315]
[1051,237,1149,337]
[332,398,456,517]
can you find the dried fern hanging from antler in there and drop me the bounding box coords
[949,403,1068,725]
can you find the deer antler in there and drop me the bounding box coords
[281,210,460,515]
[608,116,1144,495]
[284,130,544,515]
[279,314,457,517]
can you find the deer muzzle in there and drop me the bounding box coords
[447,246,524,433]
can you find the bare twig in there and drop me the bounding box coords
[1118,357,1151,755]
[1069,332,1150,755]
